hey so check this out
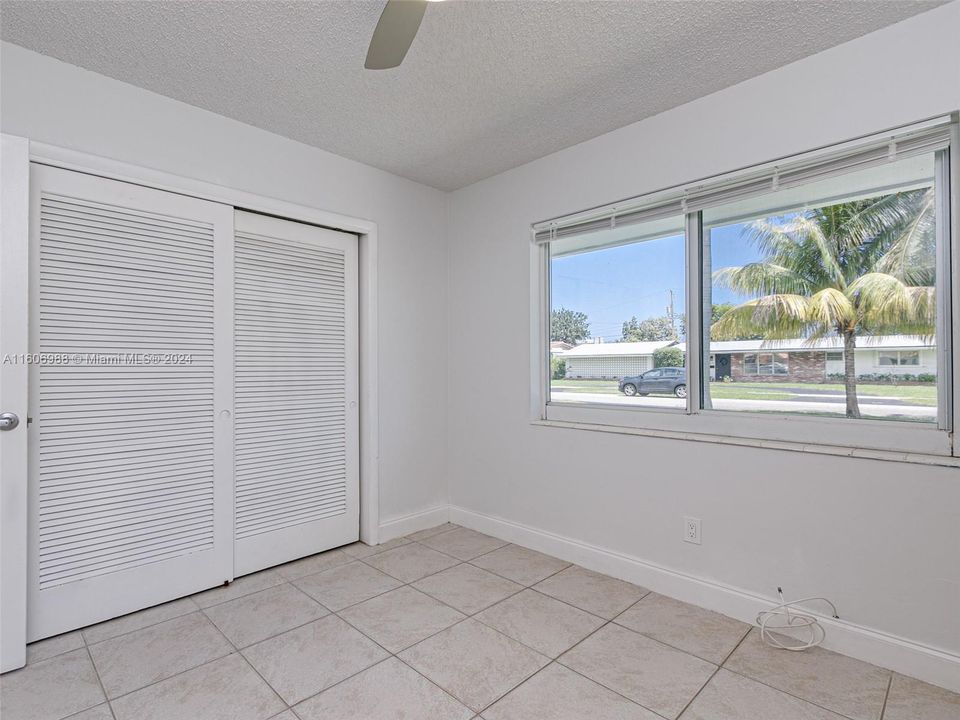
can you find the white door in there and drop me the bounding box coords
[27,165,235,640]
[233,211,359,576]
[1,135,30,670]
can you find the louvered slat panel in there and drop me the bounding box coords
[234,231,348,540]
[36,191,216,590]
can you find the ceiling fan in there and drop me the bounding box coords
[365,0,441,70]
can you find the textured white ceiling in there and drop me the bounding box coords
[0,1,944,190]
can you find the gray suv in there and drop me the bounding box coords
[619,367,687,398]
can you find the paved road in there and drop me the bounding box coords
[550,391,936,420]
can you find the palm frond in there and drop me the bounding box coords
[873,188,936,284]
[807,287,856,331]
[848,272,936,339]
[713,262,813,296]
[741,219,839,289]
[803,322,838,343]
[710,294,813,341]
[789,215,846,288]
[718,186,935,345]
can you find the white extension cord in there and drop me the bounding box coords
[756,587,840,651]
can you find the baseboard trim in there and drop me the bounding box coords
[449,505,960,694]
[378,505,450,543]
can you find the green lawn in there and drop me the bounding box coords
[551,379,936,405]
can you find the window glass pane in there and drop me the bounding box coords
[549,215,686,410]
[702,153,939,423]
[758,353,773,375]
[773,353,789,375]
[900,350,920,366]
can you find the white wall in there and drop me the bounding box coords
[851,348,938,377]
[0,42,450,528]
[447,0,960,671]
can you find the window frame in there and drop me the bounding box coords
[532,117,959,458]
[877,350,922,367]
[742,352,789,376]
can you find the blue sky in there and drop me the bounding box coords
[551,224,761,341]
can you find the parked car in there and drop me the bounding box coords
[619,367,687,398]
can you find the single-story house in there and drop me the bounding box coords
[699,336,937,382]
[559,336,936,382]
[559,340,677,379]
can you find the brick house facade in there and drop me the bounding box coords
[728,350,826,382]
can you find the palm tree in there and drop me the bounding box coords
[711,188,936,418]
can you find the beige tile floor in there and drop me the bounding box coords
[2,523,958,720]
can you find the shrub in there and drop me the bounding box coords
[550,355,567,380]
[858,373,895,383]
[917,373,936,383]
[653,345,684,368]
[827,372,845,382]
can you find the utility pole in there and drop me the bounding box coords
[666,289,676,334]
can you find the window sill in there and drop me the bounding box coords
[531,418,959,467]
[534,400,956,467]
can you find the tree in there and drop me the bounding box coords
[551,308,590,345]
[712,189,935,418]
[622,314,677,342]
[710,303,763,340]
[680,303,763,340]
[653,345,684,368]
[551,356,567,380]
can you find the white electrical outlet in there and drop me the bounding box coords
[684,516,701,545]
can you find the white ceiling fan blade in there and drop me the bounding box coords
[364,0,428,70]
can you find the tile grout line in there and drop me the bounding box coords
[21,528,906,720]
[77,603,262,713]
[36,534,652,720]
[717,654,874,720]
[288,538,578,716]
[474,661,573,719]
[197,602,292,714]
[434,529,910,719]
[556,658,674,720]
[542,604,677,720]
[879,673,893,720]
[21,532,452,671]
[716,627,887,720]
[244,534,479,713]
[18,530,486,720]
[81,597,201,647]
[92,636,234,709]
[464,555,572,587]
[82,642,115,720]
[673,626,754,719]
[22,533,636,720]
[527,583,763,719]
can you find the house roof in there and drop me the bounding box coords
[559,341,677,358]
[677,335,934,354]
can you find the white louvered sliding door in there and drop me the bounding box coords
[233,211,359,576]
[27,166,234,640]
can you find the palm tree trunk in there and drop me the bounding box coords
[843,331,860,419]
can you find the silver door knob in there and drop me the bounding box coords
[0,413,20,431]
